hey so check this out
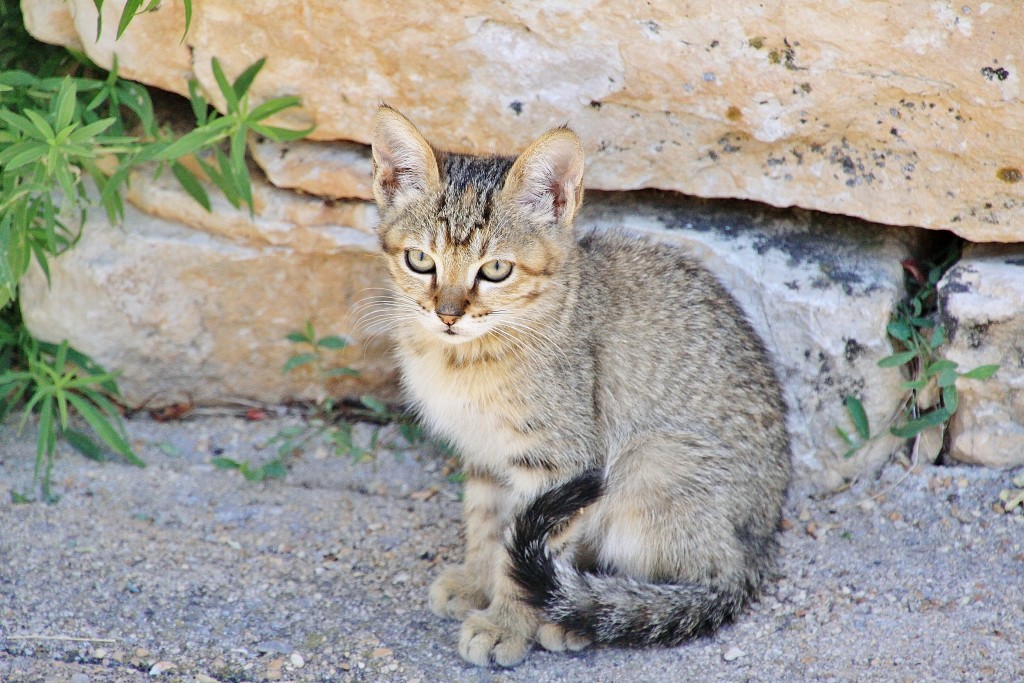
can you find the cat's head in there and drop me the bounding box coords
[368,105,585,345]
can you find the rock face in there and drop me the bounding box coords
[19,173,397,408]
[23,0,1024,241]
[21,166,919,490]
[939,245,1024,469]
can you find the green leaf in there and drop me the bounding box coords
[360,395,388,416]
[877,350,918,368]
[188,79,209,125]
[0,109,42,138]
[286,331,309,344]
[843,396,870,441]
[887,320,912,341]
[181,0,193,42]
[231,57,266,100]
[835,425,854,447]
[282,353,316,373]
[23,109,55,141]
[52,79,77,130]
[116,0,145,40]
[247,95,301,123]
[229,126,252,209]
[147,118,234,161]
[890,409,950,439]
[63,428,108,462]
[210,57,239,112]
[248,122,312,143]
[64,392,141,467]
[68,118,118,145]
[901,378,928,391]
[942,385,959,414]
[316,335,348,350]
[929,325,946,349]
[171,161,212,211]
[240,462,265,481]
[0,142,47,171]
[260,460,287,479]
[211,456,241,470]
[924,359,958,378]
[959,364,999,381]
[937,368,958,388]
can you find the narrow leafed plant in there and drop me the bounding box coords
[257,322,429,476]
[839,251,998,460]
[0,0,311,498]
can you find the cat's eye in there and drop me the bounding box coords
[405,249,436,274]
[478,259,513,283]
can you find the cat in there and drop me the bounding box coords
[367,105,791,667]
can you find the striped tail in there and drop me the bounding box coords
[508,470,748,646]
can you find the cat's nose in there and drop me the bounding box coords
[437,313,461,327]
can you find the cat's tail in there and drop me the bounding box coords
[508,470,749,646]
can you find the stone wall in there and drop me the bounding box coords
[24,0,1024,239]
[18,1,1024,489]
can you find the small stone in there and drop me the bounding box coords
[392,572,410,584]
[93,648,107,660]
[256,640,290,655]
[195,675,220,683]
[148,661,176,676]
[289,652,305,668]
[723,646,746,662]
[797,508,811,522]
[370,647,393,658]
[70,674,90,683]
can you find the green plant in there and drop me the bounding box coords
[211,455,287,483]
[838,251,998,460]
[1,308,141,502]
[0,0,311,497]
[264,322,427,469]
[93,0,194,42]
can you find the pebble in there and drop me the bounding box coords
[289,652,305,668]
[723,646,746,662]
[70,674,90,683]
[195,676,220,683]
[148,661,176,675]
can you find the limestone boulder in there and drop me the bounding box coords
[23,0,1024,240]
[19,172,396,408]
[578,193,920,492]
[939,245,1024,469]
[19,173,916,490]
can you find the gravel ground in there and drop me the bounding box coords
[1,413,1022,683]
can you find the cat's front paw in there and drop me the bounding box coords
[458,611,531,667]
[428,565,488,620]
[536,622,592,652]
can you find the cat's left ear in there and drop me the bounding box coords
[370,105,441,215]
[502,127,585,228]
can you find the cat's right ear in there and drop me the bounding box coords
[370,106,441,214]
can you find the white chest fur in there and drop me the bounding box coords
[399,344,536,468]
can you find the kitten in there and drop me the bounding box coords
[368,105,791,667]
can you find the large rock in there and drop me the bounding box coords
[578,193,920,492]
[20,167,917,491]
[23,0,1024,240]
[19,172,397,408]
[939,245,1024,469]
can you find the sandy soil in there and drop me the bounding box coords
[1,414,1022,682]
